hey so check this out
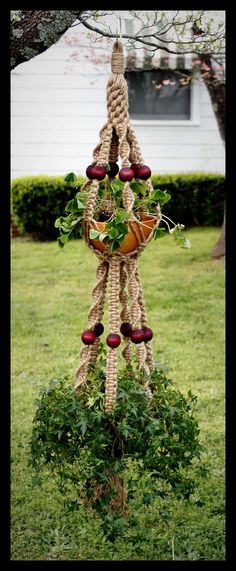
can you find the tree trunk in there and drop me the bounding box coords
[200,55,225,259]
[210,206,225,259]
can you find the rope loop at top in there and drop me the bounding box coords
[111,41,124,74]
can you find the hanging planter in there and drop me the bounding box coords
[54,40,191,414]
[30,40,201,526]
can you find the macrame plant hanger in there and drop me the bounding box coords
[75,40,161,413]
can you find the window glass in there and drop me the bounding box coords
[125,69,191,120]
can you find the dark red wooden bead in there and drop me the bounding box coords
[81,329,96,345]
[130,329,145,344]
[142,327,153,342]
[106,333,121,348]
[108,162,119,178]
[119,167,134,182]
[135,165,151,180]
[120,322,133,337]
[89,165,107,180]
[86,164,94,179]
[131,163,140,176]
[93,322,104,337]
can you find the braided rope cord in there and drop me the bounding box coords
[109,129,119,163]
[92,122,109,164]
[90,260,109,365]
[135,266,154,373]
[126,256,152,398]
[74,259,109,391]
[119,261,132,365]
[105,258,121,412]
[126,256,141,329]
[127,121,144,165]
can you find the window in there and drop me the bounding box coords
[125,69,191,121]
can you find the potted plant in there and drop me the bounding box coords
[55,166,190,253]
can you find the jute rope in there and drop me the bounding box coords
[90,260,109,365]
[105,258,120,412]
[135,266,154,373]
[127,121,144,166]
[119,261,132,365]
[126,257,151,395]
[109,129,119,164]
[75,259,108,391]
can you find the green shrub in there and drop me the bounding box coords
[11,175,84,241]
[11,172,224,241]
[29,354,205,531]
[152,172,225,227]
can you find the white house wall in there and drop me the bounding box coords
[11,23,225,180]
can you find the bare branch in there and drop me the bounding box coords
[77,13,225,57]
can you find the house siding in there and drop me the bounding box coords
[11,24,225,180]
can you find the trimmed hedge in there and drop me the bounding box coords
[11,172,225,241]
[11,175,84,241]
[151,172,225,228]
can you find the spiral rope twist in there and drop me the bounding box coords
[126,257,151,396]
[75,259,109,391]
[119,261,132,365]
[105,258,120,412]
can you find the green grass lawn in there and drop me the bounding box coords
[11,227,225,560]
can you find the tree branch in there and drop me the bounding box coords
[10,10,82,69]
[77,13,225,57]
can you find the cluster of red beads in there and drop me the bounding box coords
[81,322,104,345]
[120,322,153,344]
[81,321,153,346]
[130,164,152,181]
[85,162,151,182]
[81,322,121,348]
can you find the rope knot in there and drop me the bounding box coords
[111,41,124,74]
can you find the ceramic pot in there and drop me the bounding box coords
[89,215,157,254]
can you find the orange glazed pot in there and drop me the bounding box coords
[89,215,157,255]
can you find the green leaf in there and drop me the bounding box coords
[110,179,125,192]
[71,218,82,227]
[65,198,84,213]
[75,191,88,201]
[79,420,87,436]
[151,189,171,205]
[99,231,108,242]
[153,227,166,240]
[130,182,146,195]
[57,236,68,248]
[76,199,86,210]
[115,210,130,222]
[111,240,121,252]
[54,217,64,229]
[61,224,71,233]
[109,227,119,239]
[115,222,129,235]
[63,172,77,183]
[89,229,101,239]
